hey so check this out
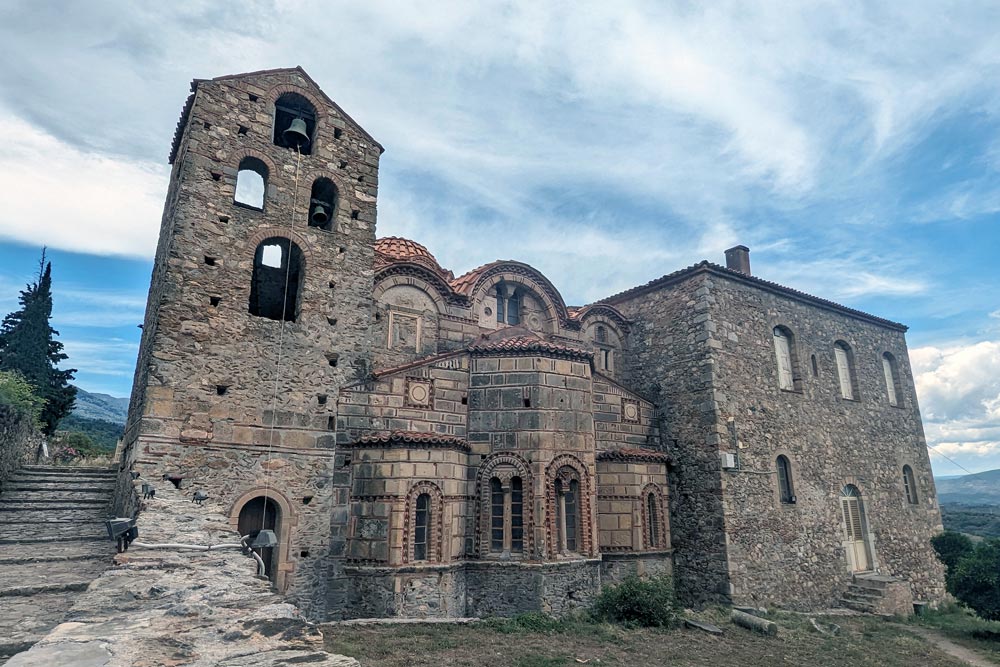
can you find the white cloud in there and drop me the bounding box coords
[0,114,166,258]
[913,341,1000,473]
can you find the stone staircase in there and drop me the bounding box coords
[840,572,915,616]
[0,465,117,664]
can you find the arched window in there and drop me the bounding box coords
[596,326,607,343]
[554,476,581,554]
[249,238,304,322]
[308,178,338,231]
[490,478,504,552]
[776,455,795,504]
[511,477,524,553]
[773,326,798,391]
[646,492,660,548]
[834,341,858,400]
[494,283,520,325]
[495,284,505,323]
[882,352,902,406]
[273,92,316,154]
[413,493,430,561]
[234,157,268,210]
[903,465,918,504]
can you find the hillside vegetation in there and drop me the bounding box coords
[936,469,1000,505]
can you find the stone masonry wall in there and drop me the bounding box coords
[0,405,38,490]
[706,272,946,608]
[609,273,732,607]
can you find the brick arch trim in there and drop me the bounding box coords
[402,481,445,564]
[545,454,594,557]
[231,149,279,178]
[639,483,668,550]
[475,452,534,557]
[374,272,450,314]
[247,227,315,264]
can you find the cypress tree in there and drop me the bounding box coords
[0,250,77,435]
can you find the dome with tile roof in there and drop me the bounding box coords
[374,237,452,279]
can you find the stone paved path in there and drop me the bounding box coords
[0,465,116,664]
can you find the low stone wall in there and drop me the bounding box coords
[465,559,602,618]
[342,563,468,618]
[0,405,39,490]
[5,481,357,666]
[600,551,674,584]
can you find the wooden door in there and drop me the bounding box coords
[238,496,279,579]
[841,494,870,571]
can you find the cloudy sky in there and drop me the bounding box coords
[1,2,999,474]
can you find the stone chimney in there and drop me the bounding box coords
[724,245,751,275]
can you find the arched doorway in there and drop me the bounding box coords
[238,495,281,580]
[840,485,872,572]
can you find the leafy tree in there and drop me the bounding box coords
[948,539,1000,622]
[0,370,44,424]
[0,250,76,435]
[932,530,975,574]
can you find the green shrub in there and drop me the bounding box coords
[949,539,1000,622]
[0,370,43,424]
[932,530,975,574]
[591,575,678,628]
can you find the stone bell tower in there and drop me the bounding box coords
[117,67,383,616]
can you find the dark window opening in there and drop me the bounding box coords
[308,178,337,231]
[234,157,268,209]
[302,496,313,505]
[777,455,795,504]
[810,354,818,377]
[238,125,249,136]
[317,394,327,405]
[338,246,346,254]
[203,121,212,130]
[596,325,607,343]
[339,160,347,169]
[210,296,221,307]
[351,209,360,220]
[326,416,335,430]
[249,94,259,102]
[414,493,430,561]
[327,354,339,367]
[211,171,222,181]
[461,395,468,405]
[565,479,579,552]
[507,291,520,325]
[218,214,229,223]
[490,478,504,552]
[511,477,523,553]
[273,92,316,154]
[248,237,304,322]
[164,475,183,489]
[204,256,217,266]
[216,385,229,396]
[646,492,660,548]
[329,280,337,290]
[523,398,531,408]
[495,285,505,322]
[300,550,310,558]
[334,128,343,139]
[327,317,338,326]
[357,175,365,183]
[903,465,918,504]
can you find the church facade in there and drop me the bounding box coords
[117,67,945,620]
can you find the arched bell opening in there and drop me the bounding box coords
[238,495,281,581]
[308,178,338,231]
[273,92,316,154]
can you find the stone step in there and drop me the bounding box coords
[0,560,107,597]
[0,534,107,545]
[0,490,113,503]
[0,541,112,564]
[0,590,81,660]
[852,573,898,590]
[843,589,883,603]
[0,520,107,539]
[11,469,115,478]
[0,510,111,524]
[3,481,115,492]
[18,466,115,475]
[839,597,876,613]
[0,498,110,507]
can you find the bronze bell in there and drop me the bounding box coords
[310,204,329,225]
[282,117,310,147]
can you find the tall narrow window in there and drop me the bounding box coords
[495,285,505,323]
[510,477,524,553]
[565,480,579,553]
[776,455,795,504]
[773,327,795,390]
[249,238,304,322]
[602,349,612,372]
[234,157,268,209]
[834,341,856,400]
[882,352,901,406]
[646,492,660,548]
[596,326,607,343]
[490,478,504,552]
[413,493,430,561]
[507,290,520,325]
[903,465,918,504]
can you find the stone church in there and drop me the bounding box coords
[117,67,945,620]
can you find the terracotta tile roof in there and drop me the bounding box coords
[374,236,454,280]
[597,261,907,332]
[468,334,593,361]
[351,430,470,451]
[597,448,670,463]
[449,261,504,295]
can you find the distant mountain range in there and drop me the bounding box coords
[72,387,129,424]
[936,469,1000,506]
